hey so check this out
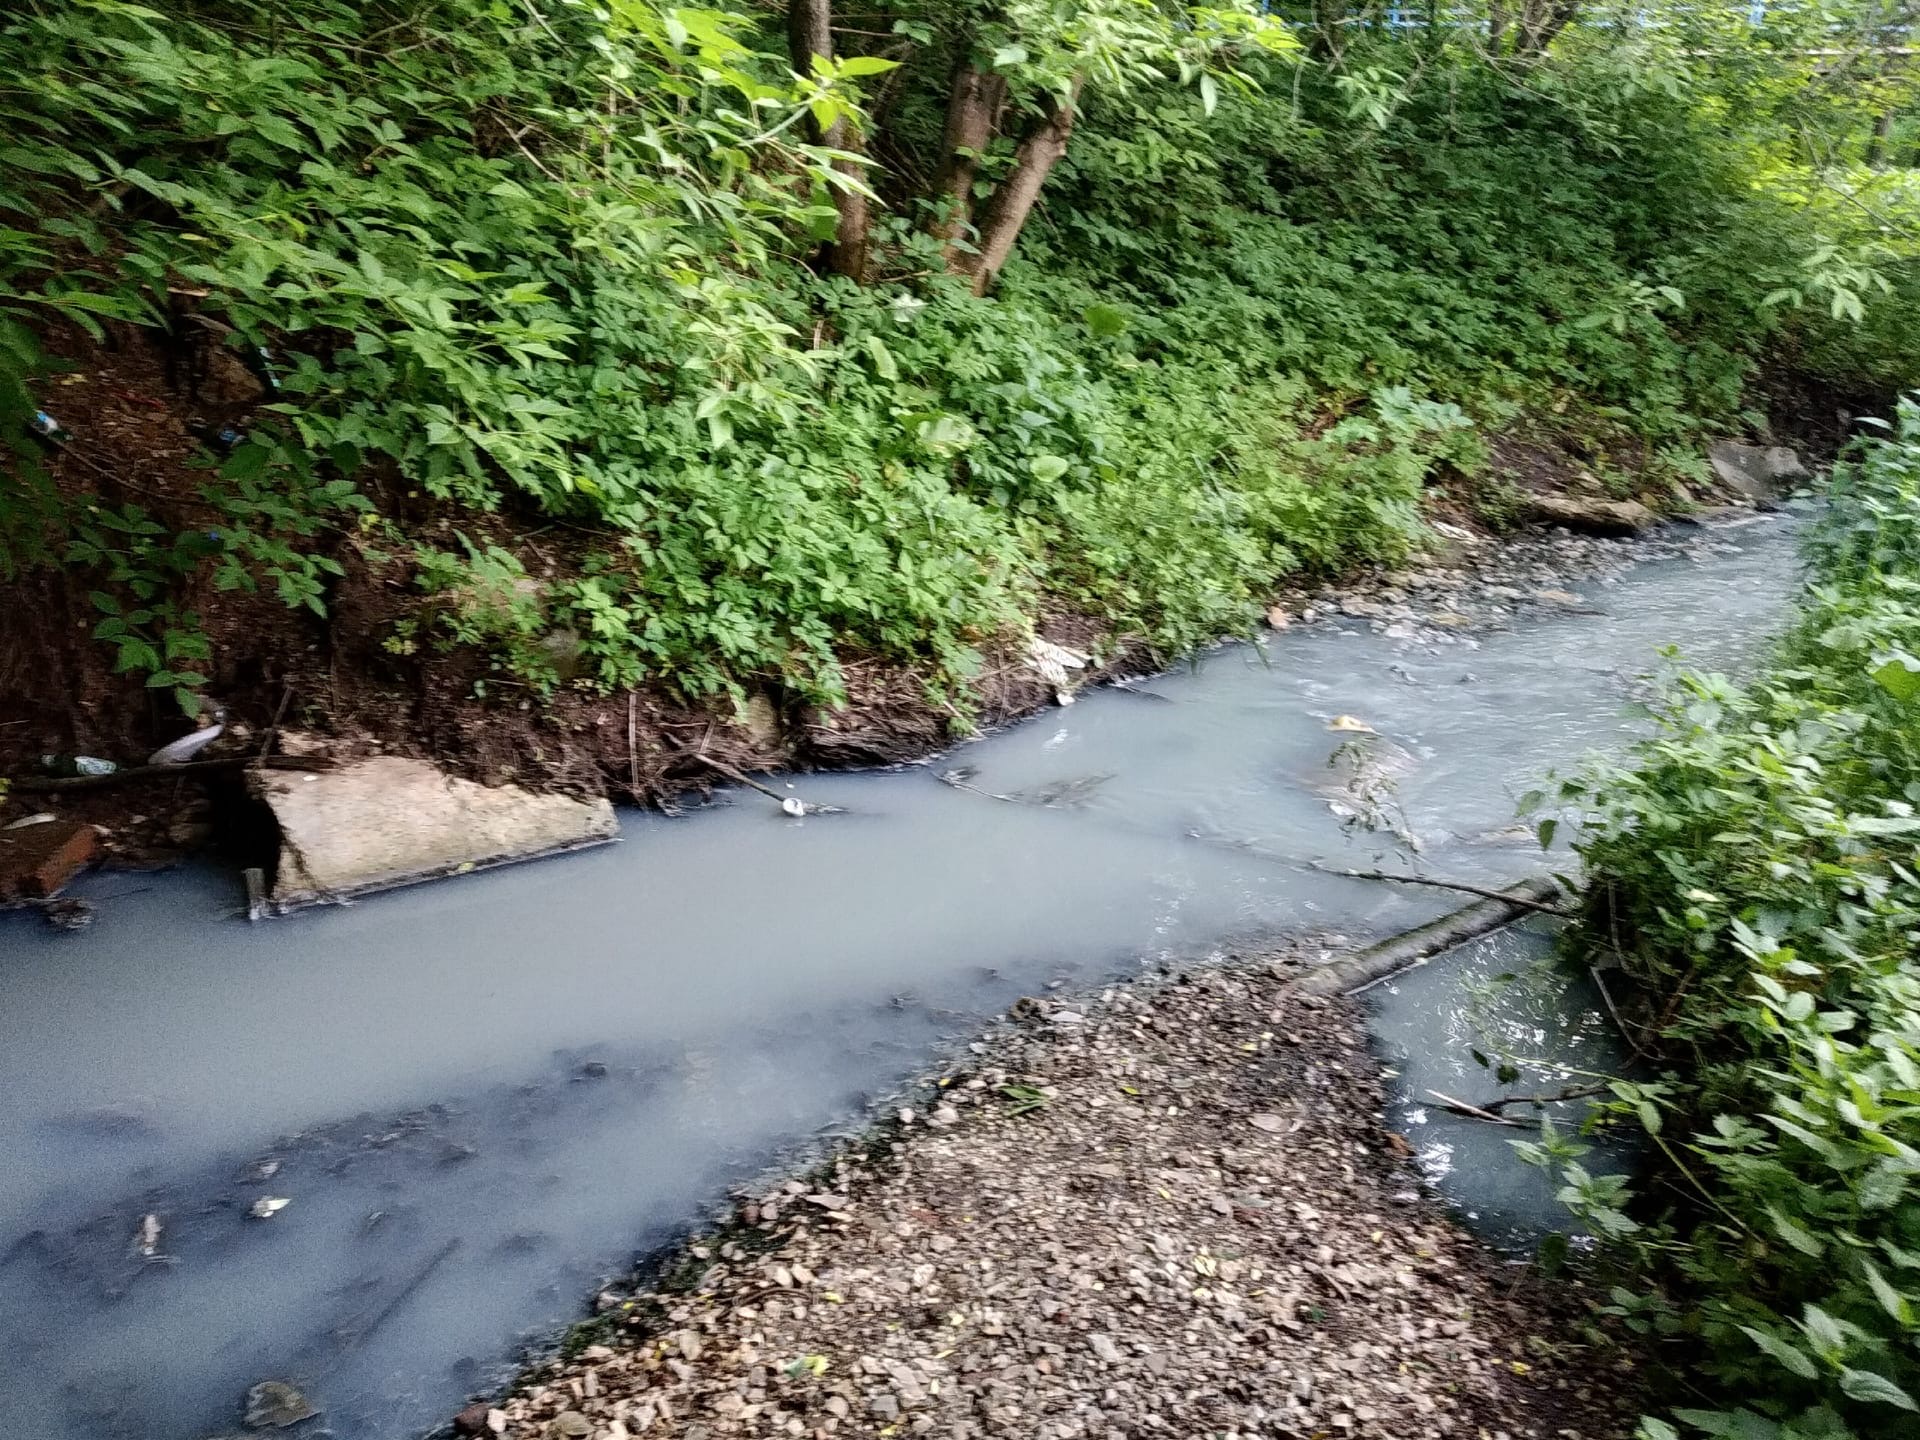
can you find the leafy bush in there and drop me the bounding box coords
[1554,400,1920,1439]
[1,1,1915,717]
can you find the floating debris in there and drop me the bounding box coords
[249,1196,292,1220]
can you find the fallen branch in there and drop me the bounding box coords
[1473,1082,1609,1113]
[1589,964,1652,1061]
[938,769,1020,804]
[326,1238,460,1352]
[1291,875,1565,997]
[687,751,839,816]
[627,690,641,801]
[1310,863,1575,917]
[9,754,333,793]
[1425,1090,1532,1127]
[257,682,296,766]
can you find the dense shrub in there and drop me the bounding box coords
[1,0,1914,714]
[1556,401,1920,1439]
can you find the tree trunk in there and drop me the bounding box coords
[930,64,1007,251]
[1513,0,1577,55]
[1487,0,1510,49]
[1867,109,1893,168]
[787,0,872,283]
[952,82,1080,296]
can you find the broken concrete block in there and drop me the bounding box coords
[0,819,99,900]
[253,756,617,912]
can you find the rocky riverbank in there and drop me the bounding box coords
[478,956,1642,1440]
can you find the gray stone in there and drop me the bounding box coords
[1522,494,1656,536]
[535,626,584,681]
[255,756,617,912]
[1708,441,1807,507]
[244,1380,317,1429]
[739,691,783,750]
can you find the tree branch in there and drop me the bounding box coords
[1309,862,1575,916]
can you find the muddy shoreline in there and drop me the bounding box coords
[0,492,1768,905]
[478,951,1642,1440]
[0,324,1805,875]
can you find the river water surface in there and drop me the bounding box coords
[0,516,1800,1439]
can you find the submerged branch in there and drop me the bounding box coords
[1310,863,1575,916]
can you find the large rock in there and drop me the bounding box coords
[1523,493,1656,536]
[0,818,98,901]
[1708,441,1807,507]
[254,756,617,912]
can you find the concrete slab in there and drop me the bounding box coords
[254,756,617,912]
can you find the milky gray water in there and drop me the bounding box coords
[0,516,1799,1439]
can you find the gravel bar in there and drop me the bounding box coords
[484,958,1639,1440]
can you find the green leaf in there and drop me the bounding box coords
[1029,455,1070,482]
[1840,1368,1918,1410]
[1738,1325,1817,1379]
[1082,302,1128,338]
[1800,1304,1846,1357]
[1199,72,1220,116]
[865,335,898,382]
[221,442,272,482]
[1861,1261,1912,1324]
[1873,656,1920,701]
[991,45,1029,67]
[1767,1207,1824,1257]
[837,56,899,77]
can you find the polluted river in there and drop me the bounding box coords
[0,513,1801,1440]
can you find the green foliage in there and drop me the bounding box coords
[1554,400,1920,1439]
[63,501,217,715]
[0,0,1915,718]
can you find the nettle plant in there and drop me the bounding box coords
[1548,401,1920,1440]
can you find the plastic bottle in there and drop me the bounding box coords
[29,411,73,446]
[40,754,118,777]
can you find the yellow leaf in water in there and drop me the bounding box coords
[1327,715,1375,733]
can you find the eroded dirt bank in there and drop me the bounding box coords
[484,959,1639,1440]
[0,324,1813,871]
